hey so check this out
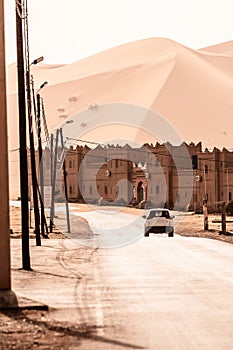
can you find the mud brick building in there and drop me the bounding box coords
[29,142,233,213]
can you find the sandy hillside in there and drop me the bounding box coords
[6,37,233,198]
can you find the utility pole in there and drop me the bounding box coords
[26,58,44,246]
[60,128,71,233]
[16,0,31,270]
[50,129,59,232]
[37,93,45,237]
[203,199,208,231]
[0,0,11,290]
[50,134,54,186]
[26,71,41,246]
[221,202,226,234]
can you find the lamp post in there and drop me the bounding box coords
[26,58,45,247]
[50,129,59,233]
[50,120,73,233]
[36,81,48,237]
[60,122,74,233]
[16,0,31,269]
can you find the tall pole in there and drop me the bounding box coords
[50,133,54,186]
[0,0,11,290]
[26,71,41,246]
[50,129,59,232]
[16,0,31,270]
[203,200,209,231]
[37,93,45,237]
[60,128,71,233]
[221,202,226,234]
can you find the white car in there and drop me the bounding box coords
[144,208,174,237]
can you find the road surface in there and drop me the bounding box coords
[12,207,233,349]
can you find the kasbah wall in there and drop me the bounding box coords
[29,142,233,213]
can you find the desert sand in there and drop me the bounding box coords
[6,38,233,198]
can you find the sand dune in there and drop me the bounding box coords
[6,37,233,198]
[201,40,233,55]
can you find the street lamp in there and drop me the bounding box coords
[37,81,48,94]
[26,58,46,247]
[30,56,44,66]
[50,120,74,233]
[36,81,48,237]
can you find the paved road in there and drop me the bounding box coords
[56,235,233,350]
[11,211,233,349]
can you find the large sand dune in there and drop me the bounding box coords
[6,37,233,198]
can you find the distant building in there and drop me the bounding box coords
[28,142,233,213]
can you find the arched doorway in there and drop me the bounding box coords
[137,181,144,202]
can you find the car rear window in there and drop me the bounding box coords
[148,210,170,219]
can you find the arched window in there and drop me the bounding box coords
[156,185,159,194]
[69,160,72,168]
[69,185,73,194]
[204,164,208,174]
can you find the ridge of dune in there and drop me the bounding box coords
[201,40,233,55]
[7,38,179,93]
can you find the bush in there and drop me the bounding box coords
[226,200,233,215]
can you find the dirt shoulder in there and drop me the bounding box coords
[10,204,233,245]
[9,205,91,240]
[175,212,233,245]
[0,309,99,350]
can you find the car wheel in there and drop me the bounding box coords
[168,230,174,237]
[144,231,150,237]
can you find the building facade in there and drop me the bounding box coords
[29,142,233,213]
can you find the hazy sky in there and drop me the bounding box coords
[4,0,233,64]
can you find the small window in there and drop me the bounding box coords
[204,165,208,174]
[69,185,73,194]
[104,185,108,194]
[69,160,72,168]
[116,159,119,168]
[192,155,198,170]
[90,186,92,194]
[229,192,232,201]
[156,185,159,194]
